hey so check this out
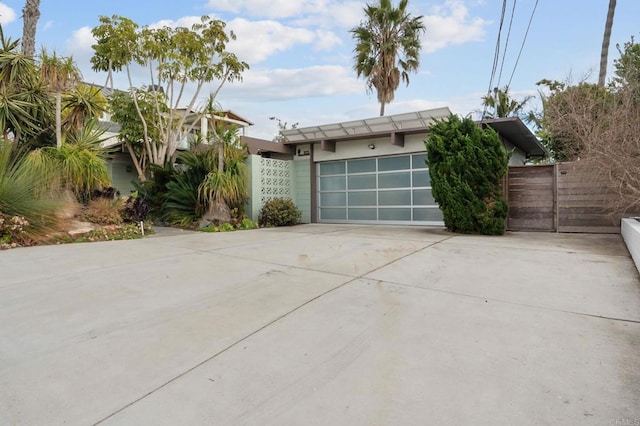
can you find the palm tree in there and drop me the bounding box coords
[598,0,617,87]
[21,0,41,58]
[39,49,81,148]
[351,0,425,116]
[481,86,533,119]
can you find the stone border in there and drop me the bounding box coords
[621,217,640,274]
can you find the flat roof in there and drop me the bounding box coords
[482,117,548,157]
[281,107,452,144]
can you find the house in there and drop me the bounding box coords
[273,108,548,226]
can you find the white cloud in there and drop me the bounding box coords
[422,0,490,53]
[0,2,16,25]
[227,18,315,63]
[222,65,361,101]
[66,26,95,53]
[206,0,326,20]
[313,29,342,51]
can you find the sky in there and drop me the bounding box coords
[0,0,638,140]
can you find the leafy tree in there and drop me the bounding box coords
[481,86,533,119]
[109,89,166,180]
[611,36,640,90]
[425,115,508,235]
[90,15,249,169]
[351,0,425,116]
[21,0,40,59]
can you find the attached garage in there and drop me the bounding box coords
[318,153,442,224]
[280,108,547,226]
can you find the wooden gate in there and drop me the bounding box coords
[506,165,556,231]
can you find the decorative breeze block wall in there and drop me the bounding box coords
[260,157,293,204]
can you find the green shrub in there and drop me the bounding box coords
[238,218,258,230]
[425,114,508,235]
[258,198,301,227]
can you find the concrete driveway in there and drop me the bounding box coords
[1,224,639,425]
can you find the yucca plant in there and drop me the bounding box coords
[23,118,112,201]
[0,140,60,241]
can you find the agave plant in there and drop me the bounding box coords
[0,139,59,240]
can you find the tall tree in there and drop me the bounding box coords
[351,0,425,116]
[21,0,40,58]
[598,0,617,87]
[39,50,81,148]
[91,15,248,169]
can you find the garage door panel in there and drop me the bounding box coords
[378,190,411,206]
[348,174,376,190]
[379,155,410,171]
[317,154,442,224]
[348,208,377,220]
[320,208,346,220]
[413,208,444,221]
[412,154,427,169]
[320,192,346,207]
[320,176,345,191]
[412,171,430,187]
[379,208,412,221]
[347,159,376,173]
[379,172,410,189]
[349,191,376,206]
[413,189,436,206]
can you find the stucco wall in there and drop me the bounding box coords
[503,139,527,166]
[313,133,429,162]
[108,152,138,196]
[292,159,311,223]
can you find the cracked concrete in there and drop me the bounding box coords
[0,225,638,425]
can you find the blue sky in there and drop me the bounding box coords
[0,0,638,140]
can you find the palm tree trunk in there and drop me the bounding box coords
[21,0,40,58]
[379,102,385,116]
[598,0,617,87]
[55,92,62,148]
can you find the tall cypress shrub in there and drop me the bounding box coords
[425,115,509,235]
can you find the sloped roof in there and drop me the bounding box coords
[482,117,548,157]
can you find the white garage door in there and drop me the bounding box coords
[317,153,444,224]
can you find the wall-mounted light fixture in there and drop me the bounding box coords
[368,143,376,150]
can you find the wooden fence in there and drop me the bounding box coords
[505,162,633,233]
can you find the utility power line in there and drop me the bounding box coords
[507,0,540,89]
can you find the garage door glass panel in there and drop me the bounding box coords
[379,172,410,188]
[413,189,435,205]
[347,158,376,173]
[319,162,345,175]
[412,171,430,187]
[320,192,346,207]
[413,208,444,221]
[379,155,410,171]
[348,208,377,220]
[320,176,346,191]
[378,190,411,206]
[349,191,376,206]
[412,154,427,169]
[321,208,347,220]
[379,208,411,221]
[348,174,376,190]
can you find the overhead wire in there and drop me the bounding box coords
[496,0,517,90]
[483,0,508,120]
[507,0,540,89]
